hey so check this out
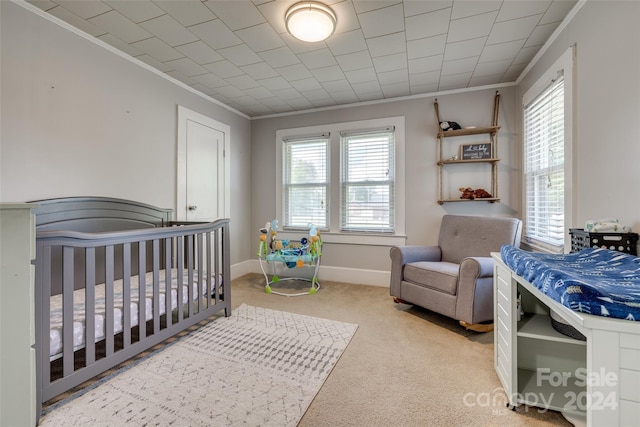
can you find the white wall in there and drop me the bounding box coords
[517,0,640,233]
[251,87,518,277]
[0,1,253,265]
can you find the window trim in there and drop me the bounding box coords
[522,47,574,253]
[275,117,406,246]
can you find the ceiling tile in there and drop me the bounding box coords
[336,51,373,72]
[48,5,107,37]
[131,37,183,62]
[310,65,346,82]
[439,72,472,90]
[136,54,174,73]
[191,73,228,89]
[447,11,499,43]
[444,37,486,61]
[405,8,451,41]
[378,69,409,85]
[298,49,338,70]
[226,74,261,90]
[358,3,405,38]
[351,80,383,96]
[451,1,501,20]
[203,1,266,30]
[380,82,410,97]
[408,55,443,74]
[487,14,541,45]
[188,19,242,50]
[524,23,558,48]
[404,0,453,17]
[282,33,329,54]
[140,14,198,47]
[373,52,408,73]
[235,22,286,53]
[104,1,165,23]
[352,1,401,14]
[407,34,446,60]
[56,0,112,19]
[166,70,196,86]
[203,60,244,78]
[366,32,407,57]
[164,57,208,77]
[441,56,478,76]
[215,85,246,98]
[290,78,323,92]
[540,0,578,24]
[326,30,368,56]
[330,1,361,34]
[473,58,511,76]
[26,1,57,12]
[258,76,293,91]
[496,1,551,22]
[154,1,217,26]
[322,79,354,92]
[175,41,224,65]
[259,46,300,68]
[330,90,360,104]
[218,44,263,66]
[512,45,540,65]
[301,88,332,101]
[271,87,304,100]
[88,10,153,43]
[479,39,525,62]
[344,67,378,84]
[409,70,440,86]
[275,63,314,81]
[240,62,279,80]
[469,74,503,86]
[98,34,143,56]
[243,86,274,99]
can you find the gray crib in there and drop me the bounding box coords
[32,197,231,420]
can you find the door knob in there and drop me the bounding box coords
[188,205,198,211]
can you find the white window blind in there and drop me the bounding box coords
[341,130,394,232]
[283,136,328,228]
[523,73,565,250]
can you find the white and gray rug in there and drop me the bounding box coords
[39,304,358,426]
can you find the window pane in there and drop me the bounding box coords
[283,138,328,228]
[341,131,394,232]
[524,75,565,250]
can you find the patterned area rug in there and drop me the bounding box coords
[39,304,358,426]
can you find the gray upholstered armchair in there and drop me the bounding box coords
[390,215,522,330]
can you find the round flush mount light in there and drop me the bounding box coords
[285,1,337,43]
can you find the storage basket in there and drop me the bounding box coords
[569,228,638,255]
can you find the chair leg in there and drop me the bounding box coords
[459,320,494,332]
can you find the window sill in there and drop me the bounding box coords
[277,230,406,246]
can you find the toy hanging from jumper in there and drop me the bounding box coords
[257,220,322,296]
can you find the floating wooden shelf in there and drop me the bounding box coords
[437,126,500,138]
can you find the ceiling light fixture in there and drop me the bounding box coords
[285,1,337,43]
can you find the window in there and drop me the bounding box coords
[341,129,394,232]
[276,117,405,246]
[283,135,328,228]
[522,48,573,253]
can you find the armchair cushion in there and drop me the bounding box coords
[404,261,458,295]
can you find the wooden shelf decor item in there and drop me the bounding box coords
[434,91,501,205]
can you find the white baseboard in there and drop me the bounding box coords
[235,259,390,288]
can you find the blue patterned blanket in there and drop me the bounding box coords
[500,245,640,321]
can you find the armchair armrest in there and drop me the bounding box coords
[456,256,495,324]
[389,246,442,297]
[459,256,494,279]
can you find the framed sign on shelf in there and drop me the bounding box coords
[460,142,492,160]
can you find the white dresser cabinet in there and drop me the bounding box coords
[492,252,640,426]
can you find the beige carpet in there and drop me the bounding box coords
[234,274,572,427]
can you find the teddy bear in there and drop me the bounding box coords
[459,187,493,199]
[439,121,461,131]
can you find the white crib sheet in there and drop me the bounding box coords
[49,269,219,359]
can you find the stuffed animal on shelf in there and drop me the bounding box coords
[439,121,461,131]
[459,187,493,200]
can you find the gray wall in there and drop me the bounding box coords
[0,1,253,265]
[517,0,640,233]
[251,87,518,273]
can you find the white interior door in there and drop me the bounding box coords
[177,106,230,222]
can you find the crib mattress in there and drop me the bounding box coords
[49,269,219,359]
[500,245,640,321]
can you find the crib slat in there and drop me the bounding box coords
[62,247,74,377]
[187,234,194,318]
[207,231,212,307]
[85,248,96,366]
[177,235,184,323]
[138,241,146,341]
[122,243,131,347]
[213,229,219,304]
[165,237,172,328]
[152,239,160,334]
[105,245,114,357]
[197,232,203,313]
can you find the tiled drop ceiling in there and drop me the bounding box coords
[25,0,578,118]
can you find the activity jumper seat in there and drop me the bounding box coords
[257,219,322,296]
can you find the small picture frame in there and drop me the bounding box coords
[460,143,492,160]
